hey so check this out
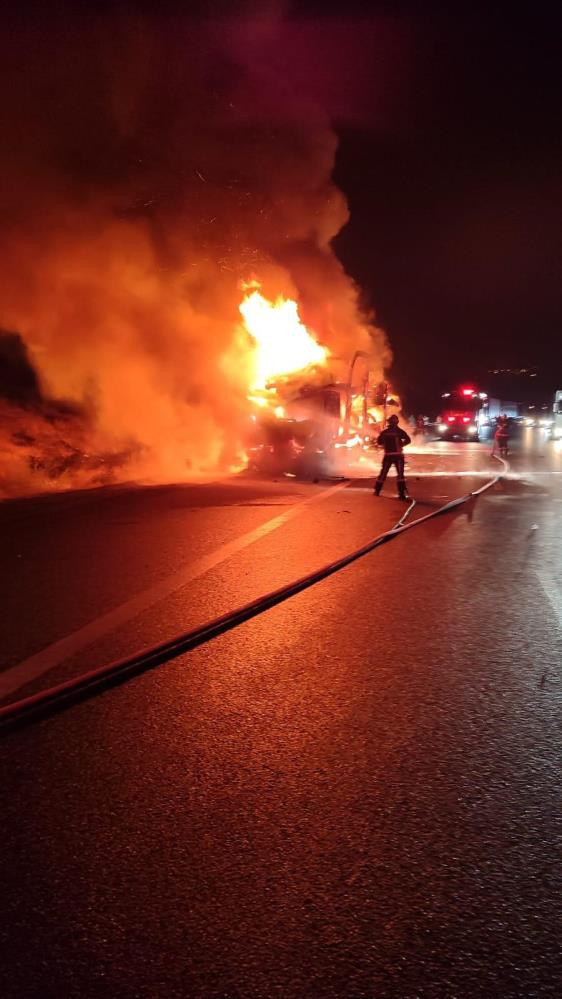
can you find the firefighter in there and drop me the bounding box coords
[493,414,509,457]
[374,414,411,499]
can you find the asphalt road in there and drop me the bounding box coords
[1,436,560,998]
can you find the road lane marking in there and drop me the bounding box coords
[535,570,562,630]
[0,482,347,699]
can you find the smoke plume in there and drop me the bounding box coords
[0,5,391,495]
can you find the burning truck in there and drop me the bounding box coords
[239,285,398,478]
[0,283,394,494]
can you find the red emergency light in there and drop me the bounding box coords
[447,415,455,422]
[461,388,475,396]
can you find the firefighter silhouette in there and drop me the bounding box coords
[374,414,411,500]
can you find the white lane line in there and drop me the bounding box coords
[0,482,347,699]
[535,570,562,630]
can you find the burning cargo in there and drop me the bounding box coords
[239,286,398,478]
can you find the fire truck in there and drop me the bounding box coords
[435,387,487,441]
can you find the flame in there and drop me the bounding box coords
[334,433,362,450]
[240,289,329,397]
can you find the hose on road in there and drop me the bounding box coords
[0,458,508,734]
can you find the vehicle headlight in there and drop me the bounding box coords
[468,424,477,433]
[437,423,447,433]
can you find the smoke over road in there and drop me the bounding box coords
[0,5,395,495]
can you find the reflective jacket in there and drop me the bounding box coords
[377,426,411,455]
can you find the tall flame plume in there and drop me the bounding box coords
[239,286,329,416]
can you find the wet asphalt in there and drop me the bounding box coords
[0,435,560,998]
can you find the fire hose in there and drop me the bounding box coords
[0,457,508,735]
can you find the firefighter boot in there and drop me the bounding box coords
[374,482,382,496]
